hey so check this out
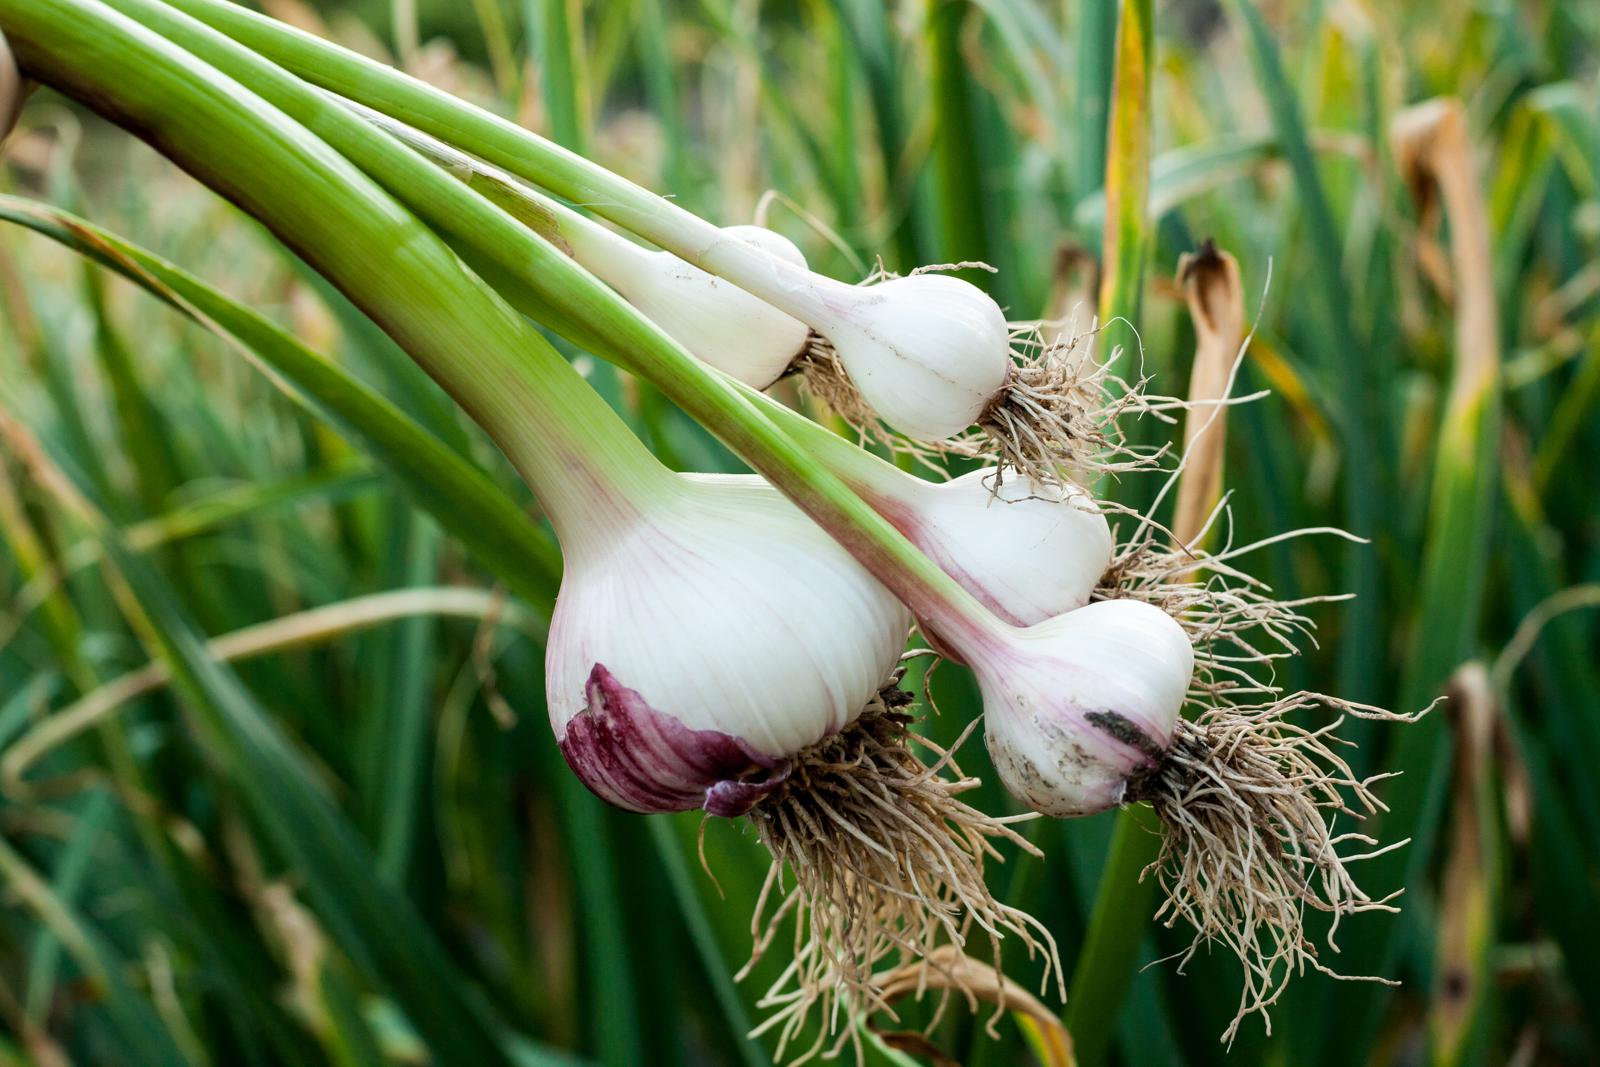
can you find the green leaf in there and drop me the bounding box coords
[1224,0,1385,703]
[95,526,521,1067]
[0,196,561,608]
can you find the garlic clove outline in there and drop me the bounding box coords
[976,599,1193,818]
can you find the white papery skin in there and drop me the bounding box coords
[547,473,911,763]
[976,600,1193,817]
[590,225,811,389]
[810,273,1012,441]
[882,469,1113,627]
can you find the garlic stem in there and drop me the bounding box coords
[137,0,1156,680]
[1,28,26,143]
[341,103,813,390]
[171,0,1019,441]
[345,116,896,507]
[337,111,894,506]
[296,115,891,502]
[14,0,669,551]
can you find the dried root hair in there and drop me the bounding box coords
[958,316,1177,487]
[737,672,1060,1064]
[1129,694,1428,1044]
[1092,316,1341,701]
[1097,500,1362,702]
[1099,326,1432,1041]
[788,328,919,458]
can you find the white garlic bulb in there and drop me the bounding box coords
[884,468,1113,627]
[808,273,1013,441]
[548,473,911,814]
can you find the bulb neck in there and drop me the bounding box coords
[554,205,658,294]
[690,233,853,326]
[466,356,671,545]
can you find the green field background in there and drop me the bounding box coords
[1,2,1597,1065]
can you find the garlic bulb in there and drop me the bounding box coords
[871,468,1113,628]
[807,273,1013,441]
[571,222,812,389]
[549,473,911,814]
[976,599,1193,817]
[535,188,1014,441]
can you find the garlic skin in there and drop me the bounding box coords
[977,600,1193,817]
[875,468,1113,629]
[812,273,1013,441]
[548,473,911,813]
[590,225,811,389]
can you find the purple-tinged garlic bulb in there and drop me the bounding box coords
[542,471,1056,1053]
[973,599,1193,817]
[546,472,909,814]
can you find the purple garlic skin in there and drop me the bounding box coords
[976,600,1193,817]
[558,665,790,816]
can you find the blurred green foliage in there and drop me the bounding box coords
[1,1,1597,1065]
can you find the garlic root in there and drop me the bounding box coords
[1132,695,1426,1044]
[738,677,1060,1063]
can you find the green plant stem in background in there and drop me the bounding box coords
[1064,3,1160,1063]
[1064,804,1160,1066]
[524,0,589,153]
[825,0,920,267]
[1072,0,1117,206]
[1225,0,1383,704]
[0,824,194,1066]
[927,0,994,282]
[1341,98,1504,1057]
[1095,0,1152,353]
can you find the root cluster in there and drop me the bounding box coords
[776,259,1420,1051]
[1098,491,1423,1040]
[1132,696,1424,1044]
[1096,516,1351,702]
[739,681,1059,1063]
[961,320,1172,487]
[789,330,895,447]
